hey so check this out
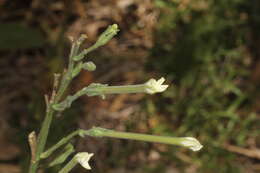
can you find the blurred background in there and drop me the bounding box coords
[0,0,260,172]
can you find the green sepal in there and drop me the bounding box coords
[84,83,108,99]
[86,127,109,137]
[52,96,74,111]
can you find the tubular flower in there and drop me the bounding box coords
[180,137,203,151]
[76,152,94,170]
[144,77,169,94]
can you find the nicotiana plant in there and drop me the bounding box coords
[28,24,203,173]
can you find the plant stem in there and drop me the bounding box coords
[85,127,203,151]
[52,83,149,111]
[58,155,78,173]
[29,79,69,173]
[93,84,147,94]
[86,127,182,145]
[29,108,55,173]
[54,34,86,103]
[41,129,85,159]
[28,36,83,173]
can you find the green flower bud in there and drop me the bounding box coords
[94,24,119,47]
[73,24,119,61]
[82,61,96,71]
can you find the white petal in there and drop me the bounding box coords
[157,77,165,85]
[76,152,94,170]
[159,85,169,92]
[145,77,169,94]
[180,137,203,151]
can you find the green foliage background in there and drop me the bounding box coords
[145,0,260,172]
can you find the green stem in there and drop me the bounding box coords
[86,127,182,145]
[28,36,84,173]
[52,83,148,111]
[29,108,55,173]
[84,44,99,55]
[94,84,146,94]
[41,129,85,159]
[85,127,203,151]
[28,26,118,172]
[58,155,78,173]
[55,34,86,103]
[73,44,99,61]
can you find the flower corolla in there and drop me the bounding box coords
[144,77,169,94]
[76,152,94,170]
[180,137,203,151]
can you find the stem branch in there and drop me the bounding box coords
[28,35,84,173]
[85,127,203,151]
[41,129,85,159]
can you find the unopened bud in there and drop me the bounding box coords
[95,24,119,47]
[82,61,96,71]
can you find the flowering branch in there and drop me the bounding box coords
[28,23,203,173]
[85,127,203,152]
[52,78,169,111]
[28,24,119,173]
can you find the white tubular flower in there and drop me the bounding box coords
[180,137,203,151]
[76,152,94,170]
[144,77,169,94]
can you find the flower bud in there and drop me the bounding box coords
[82,61,96,71]
[94,24,119,47]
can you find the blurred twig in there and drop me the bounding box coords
[223,143,260,159]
